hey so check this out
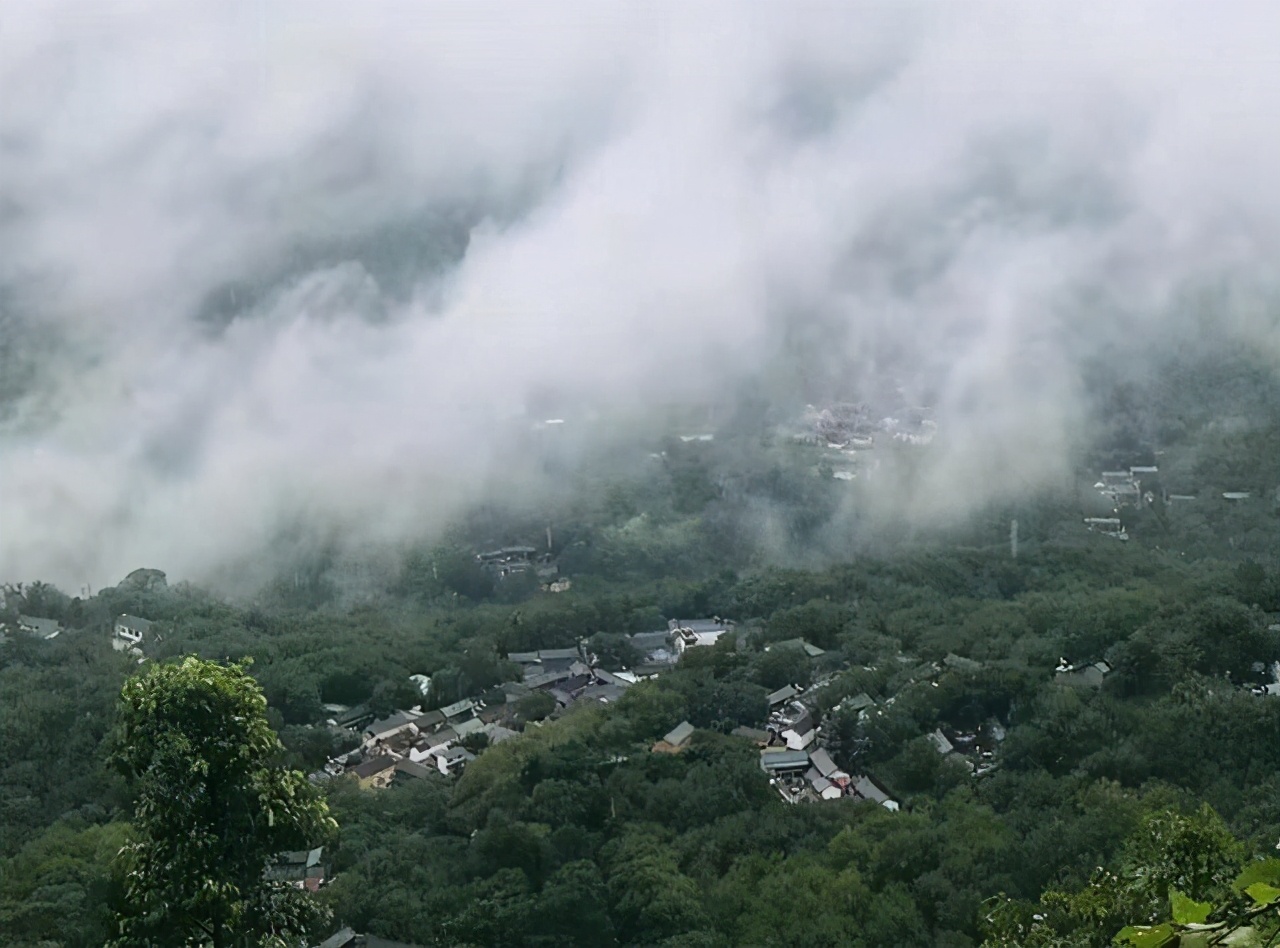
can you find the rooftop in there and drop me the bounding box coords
[365,711,419,735]
[438,698,476,719]
[853,775,892,805]
[350,755,396,779]
[538,647,580,661]
[669,618,733,633]
[767,685,799,706]
[809,748,841,778]
[664,720,695,748]
[760,749,810,772]
[18,615,61,638]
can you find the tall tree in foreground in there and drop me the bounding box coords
[110,656,335,947]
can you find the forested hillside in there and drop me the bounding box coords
[2,368,1279,947]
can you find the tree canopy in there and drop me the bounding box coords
[109,657,334,947]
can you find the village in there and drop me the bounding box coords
[284,616,907,813]
[5,564,1278,821]
[298,617,1025,814]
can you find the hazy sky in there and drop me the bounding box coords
[1,1,1278,589]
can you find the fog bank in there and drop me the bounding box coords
[2,1,1278,589]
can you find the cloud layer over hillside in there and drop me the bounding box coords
[2,1,1278,588]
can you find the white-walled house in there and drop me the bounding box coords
[112,614,152,652]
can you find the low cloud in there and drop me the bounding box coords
[1,1,1278,589]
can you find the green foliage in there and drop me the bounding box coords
[109,657,335,947]
[2,409,1279,948]
[0,820,130,948]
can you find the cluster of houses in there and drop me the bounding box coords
[625,618,735,675]
[1085,466,1160,539]
[1094,466,1159,511]
[750,678,902,808]
[266,847,327,891]
[315,630,703,791]
[310,614,1026,822]
[781,401,936,485]
[506,649,634,704]
[475,543,571,591]
[1084,463,1259,536]
[1,612,156,658]
[789,402,937,452]
[317,696,519,789]
[314,618,744,793]
[752,649,1016,807]
[476,545,558,582]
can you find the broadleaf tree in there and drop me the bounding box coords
[110,656,336,947]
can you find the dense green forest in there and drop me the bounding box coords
[2,359,1279,947]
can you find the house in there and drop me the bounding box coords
[335,706,376,732]
[452,717,485,740]
[363,711,420,748]
[265,847,326,890]
[537,648,581,675]
[760,749,811,776]
[653,720,695,754]
[589,667,632,688]
[669,618,734,653]
[351,755,397,790]
[943,653,982,673]
[524,669,574,690]
[576,683,630,705]
[852,775,900,811]
[625,630,679,674]
[731,726,772,746]
[409,727,457,762]
[476,546,540,577]
[767,638,826,658]
[314,929,425,948]
[17,615,61,640]
[927,729,955,755]
[433,745,475,776]
[805,768,843,800]
[1056,659,1112,689]
[113,614,151,650]
[781,712,816,751]
[477,705,510,726]
[1084,517,1129,540]
[318,928,360,948]
[502,682,533,702]
[415,709,446,731]
[393,759,435,783]
[767,685,800,708]
[837,692,876,716]
[482,724,520,744]
[510,647,582,680]
[550,673,594,704]
[808,748,849,784]
[438,698,476,721]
